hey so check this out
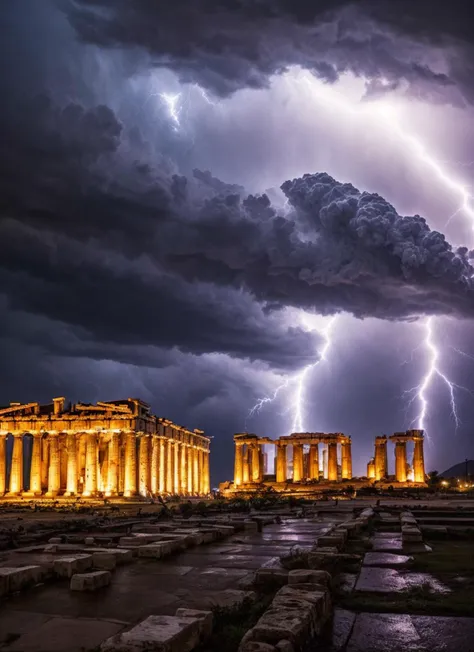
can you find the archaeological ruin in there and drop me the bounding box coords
[0,398,211,499]
[225,429,426,492]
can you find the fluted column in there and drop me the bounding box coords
[151,436,160,495]
[251,444,262,483]
[374,437,387,480]
[41,437,49,491]
[166,440,173,493]
[174,441,180,494]
[242,446,250,483]
[83,432,98,496]
[276,442,287,483]
[187,445,194,494]
[327,442,338,481]
[180,443,187,495]
[138,435,150,497]
[309,444,319,481]
[322,447,328,479]
[8,434,23,494]
[367,458,375,479]
[293,443,304,482]
[395,441,407,482]
[118,435,125,495]
[65,433,77,495]
[47,434,61,496]
[341,442,352,480]
[203,450,210,494]
[124,432,137,497]
[234,441,244,486]
[193,446,200,494]
[0,435,6,495]
[29,433,43,495]
[107,432,119,496]
[159,438,166,493]
[413,437,425,483]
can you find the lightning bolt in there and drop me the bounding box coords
[160,93,181,130]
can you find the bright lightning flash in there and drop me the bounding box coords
[160,93,181,130]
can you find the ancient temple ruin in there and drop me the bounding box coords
[366,429,425,483]
[0,398,210,499]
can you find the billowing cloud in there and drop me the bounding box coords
[66,0,472,103]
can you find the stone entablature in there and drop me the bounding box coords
[0,398,210,499]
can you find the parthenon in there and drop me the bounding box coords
[0,398,210,499]
[233,432,353,487]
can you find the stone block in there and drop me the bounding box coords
[273,584,330,619]
[316,535,344,549]
[256,567,289,588]
[84,537,95,546]
[92,552,117,570]
[276,641,295,652]
[244,520,259,532]
[288,569,331,588]
[239,642,277,652]
[117,536,147,548]
[53,554,93,579]
[70,570,111,591]
[0,566,44,595]
[138,541,177,558]
[250,605,315,648]
[48,537,62,544]
[175,608,213,638]
[43,544,58,553]
[100,614,203,652]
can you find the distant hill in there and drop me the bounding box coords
[441,460,474,478]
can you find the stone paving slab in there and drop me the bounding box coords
[346,613,426,652]
[355,567,451,594]
[363,552,413,567]
[371,536,403,552]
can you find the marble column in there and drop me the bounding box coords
[84,433,98,496]
[242,446,250,483]
[118,436,125,495]
[41,437,49,492]
[276,443,287,483]
[367,458,375,479]
[60,436,68,493]
[251,444,262,483]
[9,434,23,494]
[47,434,61,496]
[327,442,338,481]
[374,437,387,480]
[0,435,6,495]
[395,441,407,482]
[234,442,244,486]
[309,444,319,481]
[341,442,352,480]
[29,433,43,495]
[203,451,210,494]
[187,445,194,494]
[151,436,160,495]
[193,447,200,494]
[124,432,137,497]
[413,437,425,483]
[139,435,150,497]
[293,443,304,482]
[159,438,166,494]
[166,440,174,493]
[107,432,119,496]
[65,433,78,496]
[180,443,188,495]
[322,447,328,479]
[78,434,86,492]
[174,441,180,494]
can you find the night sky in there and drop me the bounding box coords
[2,1,474,486]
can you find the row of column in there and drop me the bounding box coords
[0,432,210,498]
[368,437,425,482]
[234,440,352,486]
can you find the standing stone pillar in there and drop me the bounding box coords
[322,447,328,479]
[234,442,244,486]
[166,440,174,493]
[276,442,287,483]
[374,436,387,480]
[367,458,375,479]
[151,437,160,495]
[187,445,194,494]
[242,446,250,483]
[180,443,188,495]
[327,442,338,481]
[118,436,125,495]
[77,434,86,492]
[139,435,150,497]
[413,435,425,483]
[60,436,68,493]
[193,447,200,494]
[9,434,23,495]
[65,433,78,496]
[41,437,49,491]
[203,451,210,494]
[107,433,119,496]
[341,442,352,480]
[293,443,304,482]
[47,434,61,496]
[174,442,180,494]
[29,433,43,495]
[124,432,137,497]
[0,435,6,495]
[395,441,407,482]
[251,444,262,483]
[159,438,166,493]
[83,433,98,496]
[309,444,319,481]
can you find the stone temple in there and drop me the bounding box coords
[0,398,211,499]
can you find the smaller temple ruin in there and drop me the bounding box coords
[366,429,425,483]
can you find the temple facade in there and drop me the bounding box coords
[232,432,352,488]
[366,430,425,483]
[0,398,210,499]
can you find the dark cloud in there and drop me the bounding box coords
[66,0,472,103]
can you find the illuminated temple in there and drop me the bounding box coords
[224,429,426,493]
[0,398,210,499]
